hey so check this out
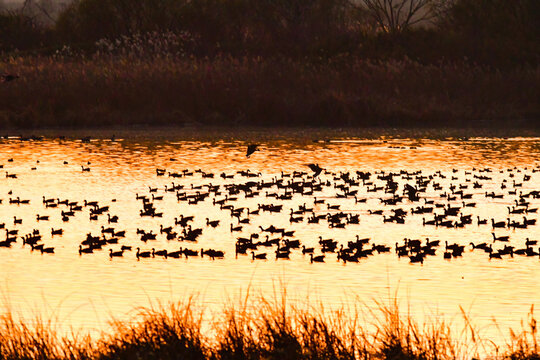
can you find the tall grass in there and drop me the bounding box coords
[0,293,537,359]
[0,55,538,129]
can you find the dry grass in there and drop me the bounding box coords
[0,292,538,360]
[0,55,538,129]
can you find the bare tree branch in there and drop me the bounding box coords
[356,0,436,34]
[33,0,55,22]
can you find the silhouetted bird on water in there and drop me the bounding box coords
[1,74,19,82]
[246,144,259,157]
[307,163,323,177]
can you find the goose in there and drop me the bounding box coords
[306,163,323,177]
[206,218,220,228]
[0,240,12,247]
[107,214,119,223]
[205,249,225,259]
[284,239,300,248]
[84,200,98,207]
[40,247,55,254]
[101,226,115,234]
[491,219,505,228]
[109,249,124,258]
[160,225,173,234]
[492,233,510,242]
[422,218,436,226]
[183,248,199,258]
[251,252,267,260]
[79,245,93,255]
[167,249,182,258]
[136,248,151,258]
[302,245,314,254]
[470,242,489,251]
[395,242,407,253]
[230,224,242,232]
[275,250,290,259]
[121,245,132,251]
[310,254,325,263]
[51,228,63,236]
[425,238,440,247]
[409,253,424,263]
[43,196,55,204]
[31,243,44,251]
[13,216,22,224]
[152,248,168,258]
[36,214,49,221]
[246,144,259,157]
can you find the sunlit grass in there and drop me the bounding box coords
[0,55,538,129]
[0,292,538,359]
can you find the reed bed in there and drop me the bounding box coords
[0,55,538,129]
[0,294,537,360]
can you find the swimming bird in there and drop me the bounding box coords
[492,233,510,242]
[302,245,314,254]
[206,218,220,228]
[310,254,325,263]
[135,248,152,259]
[51,228,63,236]
[136,248,151,258]
[152,248,168,258]
[79,245,93,255]
[251,251,267,260]
[40,247,55,254]
[109,249,124,258]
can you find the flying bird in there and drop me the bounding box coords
[246,144,259,157]
[307,163,323,177]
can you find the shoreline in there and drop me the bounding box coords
[1,125,540,141]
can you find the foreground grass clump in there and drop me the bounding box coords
[0,295,538,359]
[97,300,206,360]
[0,55,538,129]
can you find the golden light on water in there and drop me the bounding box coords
[0,133,538,343]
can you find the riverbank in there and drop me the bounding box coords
[2,126,540,142]
[0,295,537,360]
[1,56,538,130]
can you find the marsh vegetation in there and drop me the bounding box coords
[0,0,538,128]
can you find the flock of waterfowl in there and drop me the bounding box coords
[0,141,539,265]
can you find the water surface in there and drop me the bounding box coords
[0,132,538,342]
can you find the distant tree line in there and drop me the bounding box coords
[1,0,538,67]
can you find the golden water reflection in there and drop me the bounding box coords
[0,134,538,343]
